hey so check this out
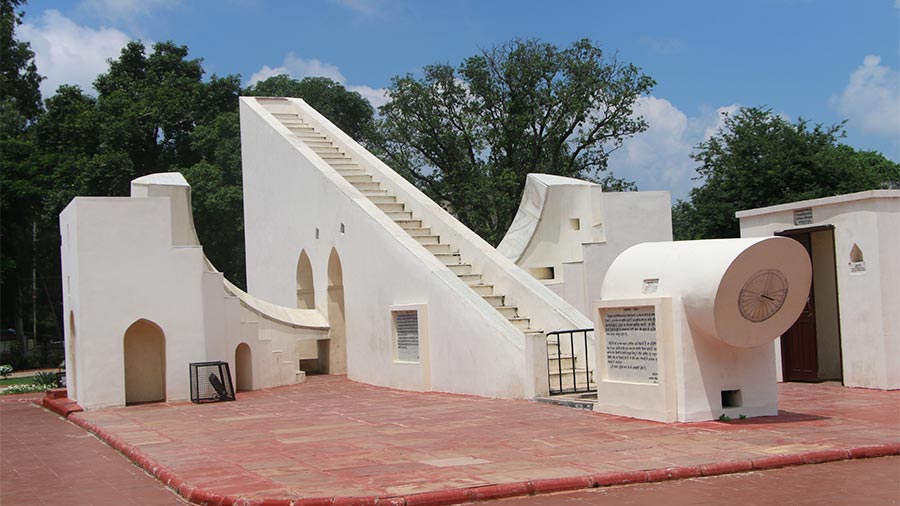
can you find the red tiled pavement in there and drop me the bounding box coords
[490,455,900,505]
[0,394,186,506]
[65,376,899,504]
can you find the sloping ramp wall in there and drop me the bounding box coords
[241,97,590,398]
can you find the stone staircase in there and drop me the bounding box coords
[271,111,546,341]
[546,338,595,393]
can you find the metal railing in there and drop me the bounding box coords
[547,328,595,395]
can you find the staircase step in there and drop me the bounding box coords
[386,211,413,220]
[404,227,432,236]
[448,263,472,275]
[351,181,382,191]
[546,355,576,370]
[367,194,396,204]
[310,145,341,153]
[468,283,494,295]
[482,294,505,307]
[549,369,595,391]
[336,167,367,176]
[535,393,598,410]
[293,131,327,139]
[395,219,423,229]
[457,273,482,283]
[301,139,333,146]
[318,152,352,160]
[345,174,374,183]
[296,135,329,143]
[435,252,462,265]
[423,243,453,254]
[375,202,405,212]
[508,317,531,330]
[413,234,440,245]
[327,159,359,167]
[495,306,518,318]
[361,189,389,196]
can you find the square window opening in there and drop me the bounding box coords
[721,389,742,409]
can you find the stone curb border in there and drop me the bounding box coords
[64,410,900,506]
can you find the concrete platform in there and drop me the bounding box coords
[56,376,899,505]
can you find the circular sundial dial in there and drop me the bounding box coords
[738,269,789,322]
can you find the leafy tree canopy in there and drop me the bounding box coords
[0,0,42,134]
[673,107,900,240]
[376,38,654,244]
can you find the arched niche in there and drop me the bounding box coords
[68,311,77,398]
[235,343,253,392]
[323,248,347,374]
[296,250,316,309]
[123,319,166,405]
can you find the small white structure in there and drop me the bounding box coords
[60,174,328,409]
[593,237,812,422]
[737,190,900,390]
[497,173,673,317]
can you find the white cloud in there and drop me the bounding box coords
[247,53,389,109]
[607,96,741,199]
[247,53,346,86]
[828,55,900,138]
[333,0,378,16]
[347,84,390,108]
[78,0,180,24]
[20,10,131,97]
[639,36,684,55]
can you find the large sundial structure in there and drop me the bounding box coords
[739,269,789,323]
[596,237,812,422]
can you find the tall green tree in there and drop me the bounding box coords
[673,107,900,240]
[376,38,654,244]
[0,0,41,133]
[1,0,46,360]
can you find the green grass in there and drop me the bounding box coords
[0,376,34,386]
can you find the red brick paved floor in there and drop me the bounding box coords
[0,394,186,506]
[488,456,900,505]
[68,376,899,502]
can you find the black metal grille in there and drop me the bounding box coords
[189,361,235,403]
[547,328,595,395]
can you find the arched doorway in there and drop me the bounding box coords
[235,343,253,392]
[123,319,166,405]
[296,250,316,309]
[68,311,76,398]
[324,248,347,374]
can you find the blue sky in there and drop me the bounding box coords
[18,0,900,199]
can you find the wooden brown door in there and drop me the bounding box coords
[778,232,818,381]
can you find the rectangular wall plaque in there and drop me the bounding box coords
[394,310,419,362]
[603,307,658,384]
[793,207,813,226]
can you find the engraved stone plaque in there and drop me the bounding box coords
[603,307,658,384]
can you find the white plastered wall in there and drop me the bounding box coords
[737,190,900,390]
[60,197,209,409]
